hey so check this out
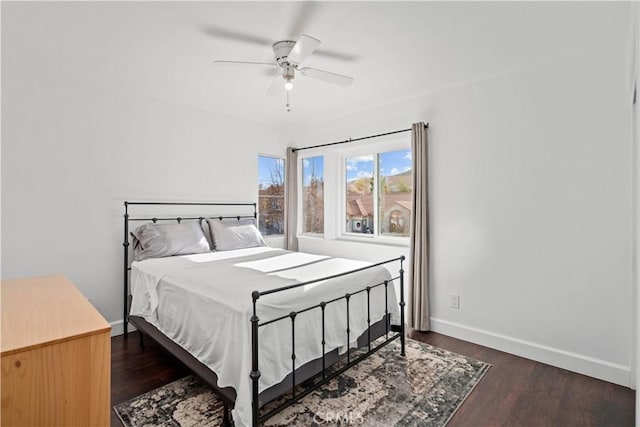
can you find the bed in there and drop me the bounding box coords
[123,201,406,426]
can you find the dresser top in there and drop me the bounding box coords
[1,274,111,355]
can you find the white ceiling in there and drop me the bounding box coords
[2,1,630,128]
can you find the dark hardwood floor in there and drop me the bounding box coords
[111,330,635,426]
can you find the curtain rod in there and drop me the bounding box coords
[291,123,428,153]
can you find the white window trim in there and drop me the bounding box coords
[298,232,325,239]
[338,137,412,244]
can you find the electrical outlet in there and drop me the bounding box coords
[449,294,460,309]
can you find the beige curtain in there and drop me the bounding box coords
[285,147,298,251]
[409,122,430,331]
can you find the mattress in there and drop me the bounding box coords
[129,247,400,427]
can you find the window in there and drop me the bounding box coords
[258,155,285,235]
[378,149,412,237]
[345,155,375,233]
[345,148,412,237]
[302,156,324,234]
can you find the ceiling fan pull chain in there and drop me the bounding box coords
[286,90,291,112]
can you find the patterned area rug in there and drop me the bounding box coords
[114,338,490,426]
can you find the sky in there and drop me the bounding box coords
[346,149,412,181]
[258,149,411,187]
[302,156,324,185]
[258,156,284,188]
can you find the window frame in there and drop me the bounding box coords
[339,138,412,245]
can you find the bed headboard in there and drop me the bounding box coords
[122,201,257,337]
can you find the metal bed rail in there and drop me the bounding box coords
[250,256,406,426]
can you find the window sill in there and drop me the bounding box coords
[336,234,410,248]
[298,233,325,239]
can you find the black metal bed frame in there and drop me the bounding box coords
[123,201,406,426]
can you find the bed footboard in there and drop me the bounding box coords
[250,256,406,426]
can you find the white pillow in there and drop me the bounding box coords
[206,218,266,251]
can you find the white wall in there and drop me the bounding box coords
[632,1,640,419]
[1,1,634,389]
[287,20,633,386]
[635,85,640,427]
[1,57,286,334]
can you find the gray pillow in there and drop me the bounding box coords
[200,218,214,250]
[206,218,266,251]
[132,222,211,261]
[201,217,256,249]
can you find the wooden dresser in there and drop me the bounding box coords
[1,274,111,426]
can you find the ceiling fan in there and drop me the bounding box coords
[213,34,354,109]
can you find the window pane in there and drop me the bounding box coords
[302,156,324,234]
[378,149,412,237]
[345,155,374,234]
[258,156,285,235]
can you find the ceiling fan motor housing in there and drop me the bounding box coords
[272,40,296,66]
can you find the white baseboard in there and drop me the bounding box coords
[109,320,136,337]
[430,317,631,387]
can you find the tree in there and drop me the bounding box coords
[379,176,389,194]
[259,159,285,235]
[303,160,324,233]
[396,180,411,193]
[350,177,372,194]
[268,159,284,192]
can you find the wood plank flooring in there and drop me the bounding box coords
[111,330,635,426]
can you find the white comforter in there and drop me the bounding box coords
[129,247,400,427]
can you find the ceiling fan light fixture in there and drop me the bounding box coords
[284,79,293,91]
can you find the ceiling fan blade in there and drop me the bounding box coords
[202,27,272,47]
[266,75,286,96]
[299,67,354,87]
[287,34,321,66]
[314,49,359,62]
[263,67,281,77]
[288,2,318,39]
[213,60,278,69]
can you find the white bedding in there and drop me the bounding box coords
[129,247,400,427]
